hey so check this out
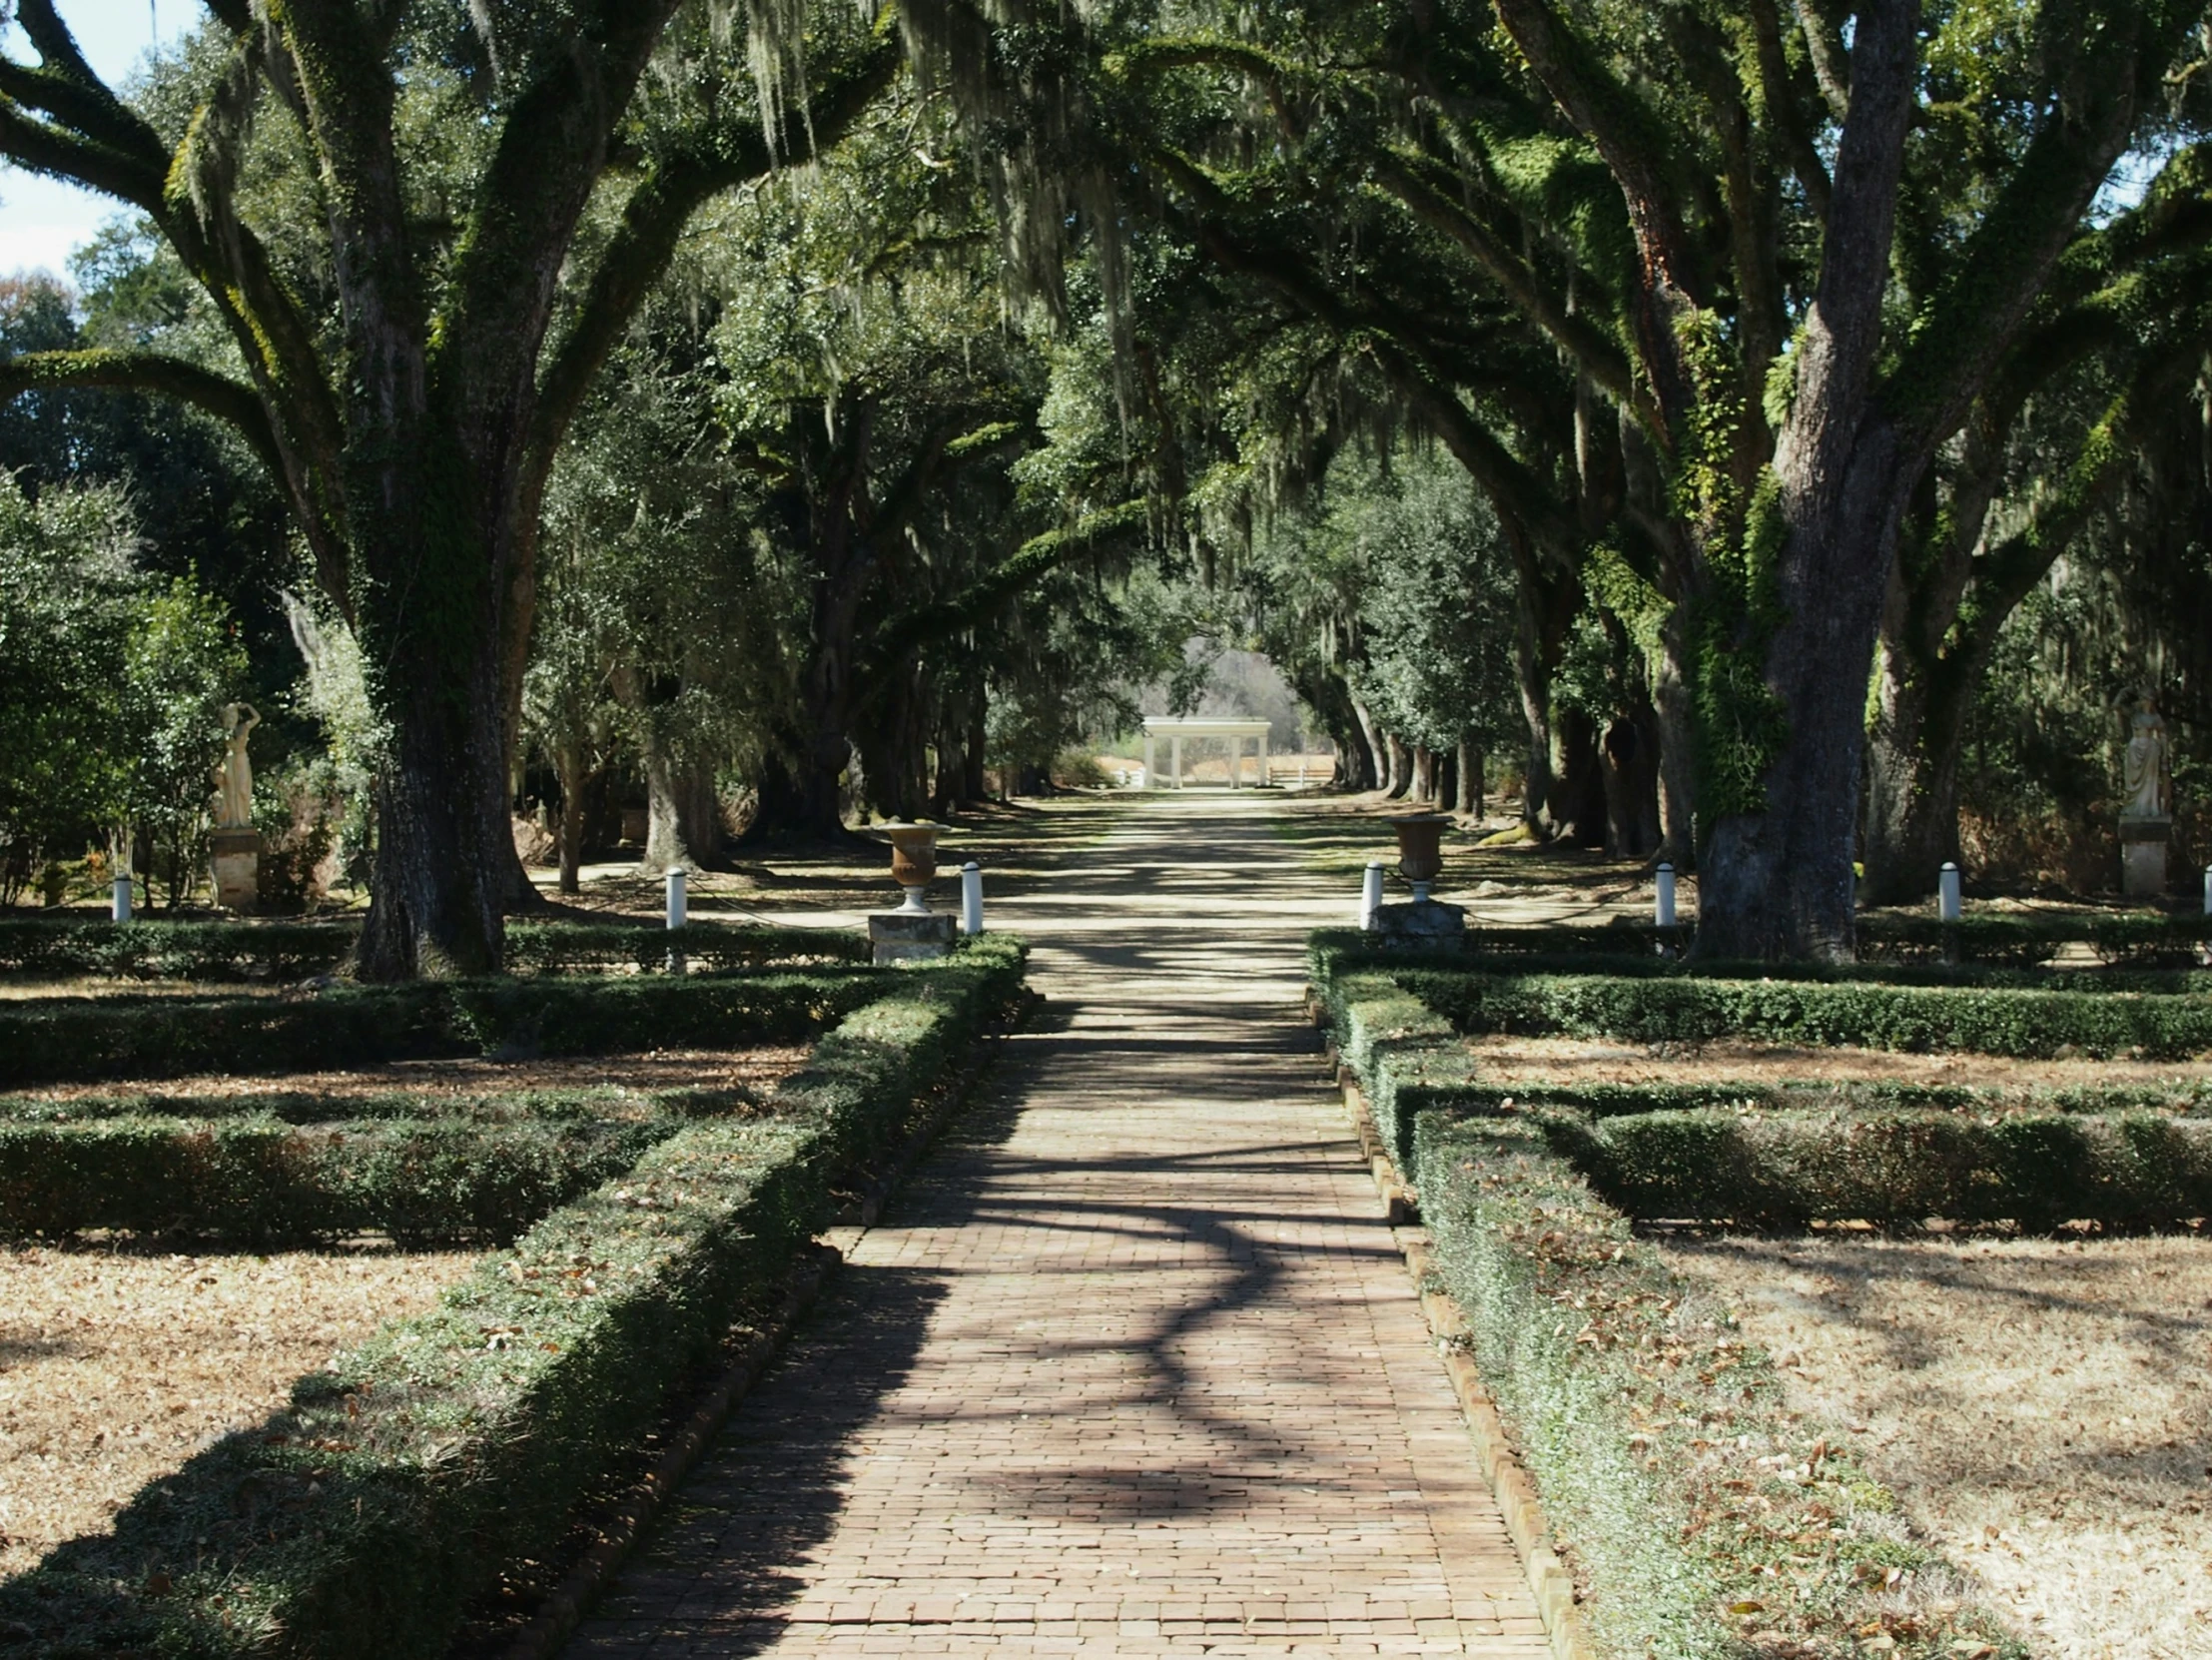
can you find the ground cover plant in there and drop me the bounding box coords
[0,933,1027,1659]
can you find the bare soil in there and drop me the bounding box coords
[0,1243,478,1576]
[1460,1032,2212,1096]
[5,1046,811,1113]
[1656,1233,2212,1660]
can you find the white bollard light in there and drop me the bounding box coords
[1360,861,1384,931]
[1654,863,1677,929]
[1938,861,1962,923]
[665,869,687,930]
[2203,863,2212,916]
[112,875,133,923]
[962,862,984,936]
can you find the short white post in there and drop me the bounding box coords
[1938,861,1962,922]
[2202,863,2210,916]
[112,875,133,923]
[1170,734,1184,790]
[961,861,984,936]
[1654,863,1676,929]
[665,869,687,930]
[1361,861,1384,931]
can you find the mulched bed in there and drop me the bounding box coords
[5,1046,811,1112]
[1655,1232,2212,1660]
[1458,1031,2212,1095]
[0,1243,479,1577]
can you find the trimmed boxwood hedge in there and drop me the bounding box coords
[0,934,1029,1660]
[1319,909,2212,969]
[1412,1113,2023,1660]
[0,1116,672,1245]
[0,917,868,982]
[1399,966,2212,1059]
[1542,1107,2212,1231]
[0,969,884,1086]
[0,1084,688,1127]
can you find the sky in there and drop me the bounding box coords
[1,0,193,282]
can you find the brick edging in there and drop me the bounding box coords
[1320,1016,1599,1660]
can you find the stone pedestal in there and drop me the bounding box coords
[1368,900,1466,948]
[210,828,263,914]
[868,911,957,964]
[2120,815,2170,898]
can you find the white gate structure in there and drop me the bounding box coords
[1139,716,1272,789]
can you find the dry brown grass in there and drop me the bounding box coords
[1656,1233,2212,1660]
[1459,1032,2212,1095]
[6,1046,811,1111]
[0,1243,478,1577]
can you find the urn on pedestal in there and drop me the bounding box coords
[1369,813,1465,946]
[1388,814,1451,903]
[870,822,957,963]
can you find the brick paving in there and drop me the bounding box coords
[566,796,1550,1657]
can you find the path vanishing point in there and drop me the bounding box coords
[567,792,1551,1657]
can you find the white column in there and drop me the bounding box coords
[1229,735,1240,789]
[1142,733,1155,790]
[1171,734,1183,789]
[1259,731,1269,787]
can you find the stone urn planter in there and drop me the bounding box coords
[882,823,942,914]
[1388,814,1452,903]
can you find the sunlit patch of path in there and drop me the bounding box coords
[565,793,1550,1656]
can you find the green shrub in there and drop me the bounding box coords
[0,1084,683,1127]
[1544,1107,2212,1231]
[0,934,1030,1659]
[1399,967,2212,1059]
[0,1116,669,1244]
[0,918,354,981]
[0,969,883,1086]
[1412,1113,2022,1660]
[0,917,869,982]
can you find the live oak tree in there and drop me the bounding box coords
[903,0,2211,956]
[0,0,897,975]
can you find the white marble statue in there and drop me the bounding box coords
[2121,691,2169,820]
[213,702,259,829]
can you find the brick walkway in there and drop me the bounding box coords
[567,796,1549,1657]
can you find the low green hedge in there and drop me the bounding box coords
[0,917,869,982]
[0,1084,693,1127]
[0,970,883,1086]
[1544,1108,2212,1231]
[0,919,354,981]
[0,1116,669,1245]
[1412,1113,2023,1660]
[1400,966,2212,1059]
[0,933,1029,1659]
[1317,909,2212,969]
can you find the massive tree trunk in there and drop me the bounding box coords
[643,746,726,873]
[554,739,589,896]
[1693,0,1920,961]
[745,745,851,843]
[1456,739,1483,816]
